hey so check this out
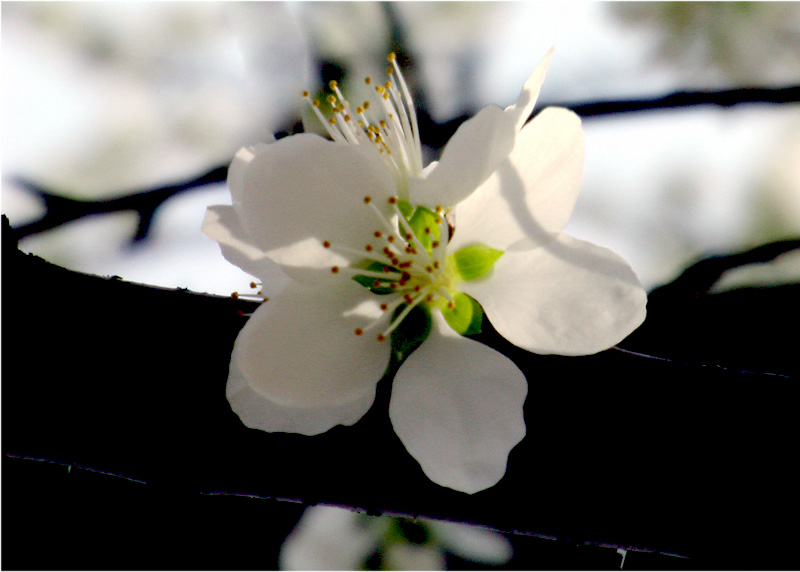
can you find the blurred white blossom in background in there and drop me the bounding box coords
[4,1,799,295]
[279,505,512,570]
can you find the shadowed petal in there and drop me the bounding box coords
[410,105,515,209]
[228,135,397,277]
[227,361,375,436]
[462,234,647,356]
[234,279,391,408]
[389,314,527,494]
[449,107,584,252]
[202,205,290,296]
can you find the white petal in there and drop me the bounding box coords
[233,279,391,408]
[448,107,584,252]
[384,544,445,571]
[504,47,554,131]
[227,360,375,436]
[410,105,516,209]
[280,506,378,570]
[228,135,397,275]
[389,313,527,494]
[461,233,647,356]
[202,205,290,295]
[430,520,512,564]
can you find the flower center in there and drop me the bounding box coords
[323,195,458,343]
[306,52,504,343]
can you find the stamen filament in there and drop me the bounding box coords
[388,53,423,173]
[304,94,347,143]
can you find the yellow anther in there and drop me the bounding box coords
[329,80,338,89]
[312,99,321,107]
[375,85,384,94]
[231,292,239,300]
[344,114,351,121]
[386,66,393,76]
[387,52,396,63]
[383,92,390,100]
[249,281,257,289]
[363,101,370,110]
[328,117,337,124]
[356,106,364,114]
[364,196,372,204]
[385,81,392,90]
[365,77,372,85]
[302,90,310,98]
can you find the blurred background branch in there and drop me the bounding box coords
[9,84,800,245]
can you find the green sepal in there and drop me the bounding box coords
[390,303,432,365]
[396,198,414,221]
[449,244,504,281]
[441,292,483,335]
[352,261,398,295]
[407,206,440,254]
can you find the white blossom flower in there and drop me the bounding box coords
[203,50,647,494]
[279,505,512,570]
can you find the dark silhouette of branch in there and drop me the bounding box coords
[560,85,800,118]
[2,216,798,569]
[9,165,228,244]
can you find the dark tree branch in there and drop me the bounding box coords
[2,216,798,569]
[559,85,800,118]
[9,165,228,244]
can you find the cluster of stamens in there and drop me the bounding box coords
[302,53,458,343]
[324,195,455,343]
[303,53,424,187]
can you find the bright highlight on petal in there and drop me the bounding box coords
[203,48,647,494]
[233,280,390,408]
[390,314,527,494]
[461,234,648,356]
